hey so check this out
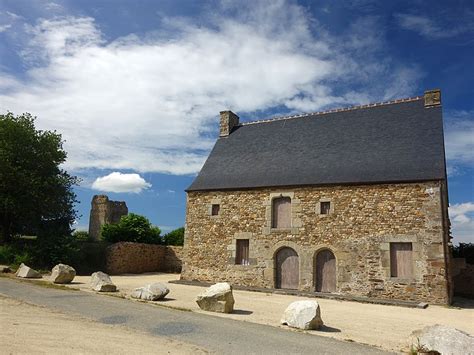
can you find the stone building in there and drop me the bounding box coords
[89,195,128,240]
[181,89,453,304]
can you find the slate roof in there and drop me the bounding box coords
[187,97,447,191]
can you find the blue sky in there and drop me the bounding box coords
[0,0,472,243]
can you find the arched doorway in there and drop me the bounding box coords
[315,249,336,292]
[275,247,299,289]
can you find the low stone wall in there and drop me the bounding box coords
[106,242,183,275]
[162,246,184,273]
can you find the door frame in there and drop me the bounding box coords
[314,248,337,293]
[274,246,301,289]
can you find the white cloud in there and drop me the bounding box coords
[445,111,474,172]
[0,24,11,32]
[0,2,420,175]
[0,10,22,32]
[395,13,474,40]
[449,202,474,244]
[91,172,151,193]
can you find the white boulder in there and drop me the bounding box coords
[412,325,474,355]
[91,271,117,292]
[196,282,235,313]
[281,300,324,330]
[51,264,76,284]
[131,283,169,301]
[15,263,41,278]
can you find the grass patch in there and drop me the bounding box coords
[0,272,78,291]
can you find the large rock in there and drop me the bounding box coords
[281,300,324,330]
[412,325,474,355]
[196,282,235,313]
[51,264,76,284]
[15,263,41,278]
[131,283,169,301]
[0,265,11,273]
[91,271,117,292]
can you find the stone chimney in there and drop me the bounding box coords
[219,110,239,137]
[424,89,441,107]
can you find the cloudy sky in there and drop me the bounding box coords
[0,0,472,243]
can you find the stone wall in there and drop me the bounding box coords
[89,195,128,241]
[163,246,184,273]
[181,181,451,304]
[105,242,183,274]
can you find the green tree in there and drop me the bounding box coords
[0,112,78,244]
[73,230,91,242]
[163,227,184,246]
[101,213,161,244]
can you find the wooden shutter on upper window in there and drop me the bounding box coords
[390,243,413,278]
[272,197,291,228]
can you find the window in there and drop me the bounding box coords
[390,243,413,278]
[320,201,331,215]
[272,197,291,228]
[211,204,220,216]
[235,239,249,265]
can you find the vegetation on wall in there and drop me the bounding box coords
[101,213,162,244]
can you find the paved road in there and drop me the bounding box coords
[0,278,391,354]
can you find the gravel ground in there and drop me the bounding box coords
[7,272,474,353]
[0,295,206,354]
[0,278,389,355]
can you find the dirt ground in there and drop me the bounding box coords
[11,272,474,353]
[0,294,206,354]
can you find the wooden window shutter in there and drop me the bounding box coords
[236,239,249,265]
[390,243,413,278]
[272,197,291,228]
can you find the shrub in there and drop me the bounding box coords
[32,219,79,267]
[101,213,162,244]
[0,243,34,268]
[163,227,184,246]
[73,241,109,275]
[73,230,91,241]
[453,243,474,264]
[0,244,16,264]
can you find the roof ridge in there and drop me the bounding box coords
[241,95,423,126]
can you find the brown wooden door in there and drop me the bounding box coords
[276,247,299,289]
[316,249,336,292]
[390,243,413,278]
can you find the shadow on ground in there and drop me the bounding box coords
[452,296,474,309]
[232,309,253,315]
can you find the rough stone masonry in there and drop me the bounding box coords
[89,195,128,240]
[181,90,452,304]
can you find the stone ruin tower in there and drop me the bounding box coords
[88,195,128,241]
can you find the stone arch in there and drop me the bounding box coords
[275,246,299,289]
[265,241,304,290]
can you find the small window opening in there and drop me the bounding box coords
[235,239,249,265]
[320,201,331,214]
[211,204,220,216]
